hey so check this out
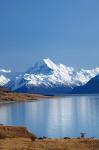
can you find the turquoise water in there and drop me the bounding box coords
[0,95,99,138]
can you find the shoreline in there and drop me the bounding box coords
[0,125,99,150]
[1,87,99,104]
[0,88,49,103]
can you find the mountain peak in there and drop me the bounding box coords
[42,58,57,70]
[26,58,57,75]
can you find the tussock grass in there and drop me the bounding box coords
[0,138,99,150]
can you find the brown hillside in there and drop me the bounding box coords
[0,125,36,140]
[0,87,46,101]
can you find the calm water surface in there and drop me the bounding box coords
[0,95,99,138]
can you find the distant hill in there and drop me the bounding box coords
[71,74,99,94]
[0,87,45,102]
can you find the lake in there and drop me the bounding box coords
[0,95,99,138]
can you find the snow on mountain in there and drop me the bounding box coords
[1,58,99,95]
[11,58,99,93]
[0,69,11,86]
[22,58,75,88]
[73,68,99,85]
[23,58,99,87]
[0,69,21,88]
[0,75,10,86]
[26,58,57,75]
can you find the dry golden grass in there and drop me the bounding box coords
[0,125,99,150]
[0,138,99,150]
[0,125,36,140]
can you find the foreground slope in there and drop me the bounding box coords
[0,137,99,150]
[0,125,99,150]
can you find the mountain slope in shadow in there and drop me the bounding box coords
[71,74,99,94]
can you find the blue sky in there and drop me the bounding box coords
[0,0,99,71]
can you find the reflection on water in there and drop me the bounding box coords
[0,95,99,138]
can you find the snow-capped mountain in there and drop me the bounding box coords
[0,69,21,87]
[0,75,10,86]
[18,58,99,87]
[1,58,99,95]
[0,69,11,86]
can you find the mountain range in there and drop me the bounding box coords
[0,58,99,95]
